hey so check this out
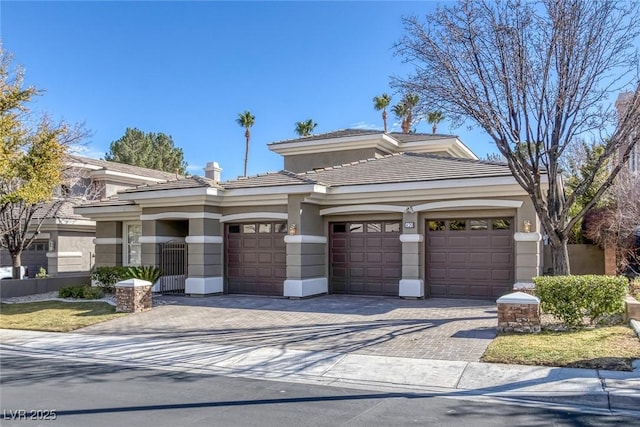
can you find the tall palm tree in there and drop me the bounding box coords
[295,119,317,137]
[373,93,392,132]
[236,110,255,177]
[427,111,445,134]
[392,102,410,133]
[392,94,420,133]
[403,93,419,133]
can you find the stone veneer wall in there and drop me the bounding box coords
[116,279,152,313]
[497,292,541,333]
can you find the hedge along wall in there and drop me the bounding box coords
[0,275,91,299]
[533,275,628,327]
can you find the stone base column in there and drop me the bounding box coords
[116,279,152,313]
[496,291,541,333]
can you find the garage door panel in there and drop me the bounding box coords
[448,252,467,263]
[469,252,491,263]
[469,236,490,247]
[350,252,365,263]
[469,268,491,280]
[491,235,512,247]
[427,217,514,299]
[226,222,286,296]
[330,221,401,296]
[367,252,382,263]
[448,236,468,247]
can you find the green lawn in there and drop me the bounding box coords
[482,326,640,371]
[0,301,126,332]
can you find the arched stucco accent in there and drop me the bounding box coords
[319,204,406,216]
[219,212,288,223]
[412,199,523,212]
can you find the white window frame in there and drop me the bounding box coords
[123,221,142,266]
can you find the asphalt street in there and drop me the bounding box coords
[1,352,637,427]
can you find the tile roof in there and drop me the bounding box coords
[68,155,180,181]
[268,129,459,146]
[297,153,513,187]
[88,153,516,200]
[222,171,319,189]
[122,176,222,193]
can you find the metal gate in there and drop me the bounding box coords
[159,241,187,294]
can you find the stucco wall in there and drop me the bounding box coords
[543,244,605,275]
[283,148,384,173]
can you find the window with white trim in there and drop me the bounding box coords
[123,222,142,266]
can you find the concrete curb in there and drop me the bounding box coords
[1,329,639,415]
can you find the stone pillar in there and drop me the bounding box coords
[496,291,541,333]
[399,209,424,298]
[604,242,617,276]
[514,232,542,283]
[115,279,152,313]
[185,215,223,296]
[284,196,327,298]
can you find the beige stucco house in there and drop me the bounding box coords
[1,155,178,277]
[75,130,545,299]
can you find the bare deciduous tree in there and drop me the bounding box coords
[393,0,640,274]
[584,170,640,276]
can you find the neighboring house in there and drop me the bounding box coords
[615,91,639,174]
[0,155,178,277]
[76,130,545,300]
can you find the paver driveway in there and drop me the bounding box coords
[80,295,497,361]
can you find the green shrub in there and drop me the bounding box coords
[59,285,85,299]
[126,266,163,284]
[35,267,48,278]
[58,285,104,300]
[81,286,104,299]
[91,266,132,292]
[534,275,629,327]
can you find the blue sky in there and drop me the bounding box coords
[2,1,499,180]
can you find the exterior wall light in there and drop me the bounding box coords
[523,220,531,233]
[288,224,297,235]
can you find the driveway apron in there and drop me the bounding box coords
[79,295,497,362]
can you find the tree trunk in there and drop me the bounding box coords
[382,111,387,133]
[548,234,571,276]
[11,252,22,279]
[243,133,250,177]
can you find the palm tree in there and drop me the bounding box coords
[295,119,317,137]
[236,110,255,177]
[427,111,445,134]
[392,94,419,133]
[373,93,392,132]
[403,94,419,133]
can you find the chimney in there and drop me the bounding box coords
[204,161,222,182]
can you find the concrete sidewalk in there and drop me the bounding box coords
[1,328,638,415]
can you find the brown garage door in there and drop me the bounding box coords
[225,222,287,296]
[330,221,402,296]
[426,217,514,299]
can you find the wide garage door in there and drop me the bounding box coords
[225,222,287,296]
[330,221,401,296]
[426,217,514,299]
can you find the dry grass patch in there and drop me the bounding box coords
[482,326,640,371]
[0,301,126,332]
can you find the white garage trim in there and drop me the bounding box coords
[185,236,223,244]
[412,199,523,212]
[399,234,424,243]
[138,236,185,244]
[514,232,542,242]
[46,251,83,258]
[284,235,327,244]
[320,204,406,216]
[93,238,123,245]
[220,212,288,223]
